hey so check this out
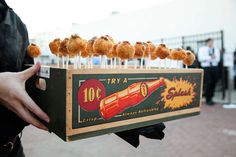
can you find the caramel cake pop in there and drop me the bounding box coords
[155,44,170,59]
[59,38,69,56]
[143,42,151,69]
[93,36,113,68]
[67,34,86,55]
[49,38,62,67]
[86,37,97,57]
[67,34,86,69]
[49,38,61,56]
[27,43,41,58]
[27,43,41,64]
[107,43,119,69]
[143,42,150,58]
[147,41,157,60]
[117,41,135,60]
[167,49,172,60]
[110,43,118,58]
[117,41,135,69]
[80,41,92,69]
[59,38,69,68]
[81,42,89,58]
[170,48,186,60]
[170,48,186,68]
[134,42,146,69]
[93,36,113,56]
[85,37,97,68]
[183,50,195,68]
[155,44,170,69]
[134,42,145,58]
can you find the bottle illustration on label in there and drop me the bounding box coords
[100,78,165,120]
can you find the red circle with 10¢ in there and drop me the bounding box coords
[78,79,106,111]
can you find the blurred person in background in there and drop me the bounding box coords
[198,38,220,105]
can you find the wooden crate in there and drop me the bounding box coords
[27,66,203,141]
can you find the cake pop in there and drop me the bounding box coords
[117,41,135,69]
[155,44,170,68]
[93,36,113,68]
[59,38,70,68]
[183,50,195,68]
[171,48,186,68]
[86,36,97,68]
[134,42,146,69]
[67,34,86,69]
[49,38,62,67]
[147,41,156,60]
[27,43,41,58]
[109,43,119,68]
[27,43,41,64]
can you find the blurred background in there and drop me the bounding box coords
[6,0,236,156]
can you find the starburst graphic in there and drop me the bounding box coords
[161,78,196,109]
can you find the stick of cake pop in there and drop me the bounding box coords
[118,58,121,69]
[98,55,101,68]
[91,55,94,68]
[74,56,77,69]
[110,57,113,69]
[166,50,172,69]
[114,58,117,69]
[78,51,82,69]
[27,43,41,64]
[62,56,65,68]
[56,54,60,67]
[124,59,128,69]
[140,57,144,69]
[66,55,69,69]
[147,54,151,69]
[103,55,106,69]
[134,58,138,69]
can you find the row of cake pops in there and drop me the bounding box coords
[27,34,195,69]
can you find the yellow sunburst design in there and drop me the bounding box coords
[161,78,196,109]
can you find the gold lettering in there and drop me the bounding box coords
[123,78,128,83]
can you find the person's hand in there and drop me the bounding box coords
[0,63,49,130]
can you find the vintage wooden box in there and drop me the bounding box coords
[27,66,203,141]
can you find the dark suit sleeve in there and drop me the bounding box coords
[115,123,165,148]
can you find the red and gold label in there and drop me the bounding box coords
[161,78,196,109]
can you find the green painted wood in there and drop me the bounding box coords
[27,67,67,141]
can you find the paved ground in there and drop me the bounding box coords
[21,92,236,157]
